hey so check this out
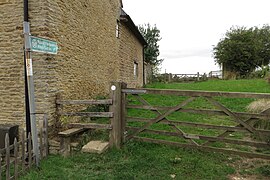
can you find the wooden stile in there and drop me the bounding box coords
[56,99,113,105]
[68,123,112,130]
[59,112,113,118]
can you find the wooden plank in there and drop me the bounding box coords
[127,117,270,134]
[121,83,128,142]
[59,112,113,118]
[21,132,25,172]
[126,97,196,140]
[133,95,199,146]
[126,105,270,120]
[206,97,256,133]
[122,88,270,99]
[56,99,113,105]
[44,114,49,157]
[133,136,270,160]
[126,127,270,148]
[58,128,86,137]
[56,93,63,116]
[203,108,270,146]
[60,136,71,157]
[5,134,10,180]
[69,123,112,130]
[28,133,32,168]
[109,82,124,148]
[40,126,44,159]
[122,89,147,94]
[14,138,18,180]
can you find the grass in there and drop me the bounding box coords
[146,79,270,93]
[21,143,235,180]
[21,79,270,179]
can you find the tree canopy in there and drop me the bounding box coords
[213,25,270,77]
[138,24,163,66]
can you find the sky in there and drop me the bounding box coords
[122,0,270,74]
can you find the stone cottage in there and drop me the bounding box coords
[0,0,146,126]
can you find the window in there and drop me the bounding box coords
[134,62,138,78]
[116,20,120,38]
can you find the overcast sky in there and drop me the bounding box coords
[122,0,270,74]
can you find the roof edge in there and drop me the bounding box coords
[120,9,147,46]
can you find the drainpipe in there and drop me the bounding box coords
[142,46,146,86]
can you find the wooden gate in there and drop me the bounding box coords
[121,86,270,159]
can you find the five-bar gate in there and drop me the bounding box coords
[120,84,270,159]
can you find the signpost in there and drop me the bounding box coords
[30,36,58,54]
[23,21,58,167]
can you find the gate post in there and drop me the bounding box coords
[197,72,200,82]
[109,82,126,149]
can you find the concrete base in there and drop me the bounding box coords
[81,141,109,154]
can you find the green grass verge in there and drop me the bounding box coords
[21,142,235,180]
[21,79,270,179]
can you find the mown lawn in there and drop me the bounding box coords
[21,79,270,180]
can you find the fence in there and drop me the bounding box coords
[0,114,48,180]
[209,70,222,79]
[114,83,270,159]
[55,82,127,155]
[162,73,207,83]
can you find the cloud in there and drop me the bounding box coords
[161,48,212,59]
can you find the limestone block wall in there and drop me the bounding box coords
[46,0,122,100]
[0,0,121,125]
[119,23,144,87]
[0,0,56,126]
[0,0,144,127]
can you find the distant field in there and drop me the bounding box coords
[146,79,270,93]
[22,79,270,180]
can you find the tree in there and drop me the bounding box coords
[138,24,163,67]
[213,26,270,78]
[255,25,270,67]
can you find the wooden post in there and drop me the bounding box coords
[44,114,49,157]
[168,73,172,83]
[5,134,10,180]
[60,136,71,157]
[14,138,18,180]
[197,72,200,81]
[109,82,124,148]
[28,133,32,168]
[21,132,25,172]
[203,73,207,81]
[55,92,63,130]
[121,83,127,143]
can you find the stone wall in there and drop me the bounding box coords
[0,0,144,127]
[119,22,144,87]
[0,0,54,126]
